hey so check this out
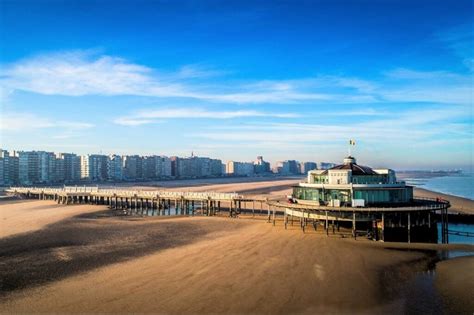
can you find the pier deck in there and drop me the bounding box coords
[5,186,451,243]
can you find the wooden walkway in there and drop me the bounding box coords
[6,186,268,217]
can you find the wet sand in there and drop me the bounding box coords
[414,187,474,215]
[435,256,474,314]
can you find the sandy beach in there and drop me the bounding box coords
[414,187,474,215]
[0,178,473,314]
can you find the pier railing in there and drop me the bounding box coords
[268,197,449,213]
[6,186,241,201]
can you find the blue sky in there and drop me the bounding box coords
[0,0,473,169]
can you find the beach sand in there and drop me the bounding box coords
[414,187,474,215]
[108,177,302,201]
[0,178,473,314]
[0,202,430,314]
[0,199,105,238]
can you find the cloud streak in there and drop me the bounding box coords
[113,108,299,126]
[3,50,471,105]
[0,112,94,131]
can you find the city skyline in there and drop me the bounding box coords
[2,147,321,186]
[1,0,473,170]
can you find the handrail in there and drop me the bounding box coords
[6,186,242,200]
[267,198,449,212]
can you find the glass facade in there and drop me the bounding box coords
[293,186,413,205]
[352,175,387,184]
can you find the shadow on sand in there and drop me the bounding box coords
[0,209,235,296]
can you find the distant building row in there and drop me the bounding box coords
[0,149,336,186]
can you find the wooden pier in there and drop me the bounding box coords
[5,186,451,243]
[5,186,269,218]
[267,198,450,243]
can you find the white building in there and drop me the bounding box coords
[81,154,108,181]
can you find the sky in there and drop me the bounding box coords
[0,0,473,170]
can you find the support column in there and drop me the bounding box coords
[352,212,356,239]
[302,211,305,233]
[381,212,385,242]
[325,211,329,236]
[407,212,411,243]
[445,208,449,244]
[267,202,271,223]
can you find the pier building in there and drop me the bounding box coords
[271,155,450,243]
[292,156,413,207]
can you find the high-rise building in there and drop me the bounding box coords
[0,150,7,186]
[0,150,14,186]
[123,155,143,180]
[161,156,172,177]
[170,156,179,177]
[17,150,57,184]
[209,159,223,176]
[9,152,19,185]
[226,161,254,176]
[54,156,65,183]
[301,162,317,174]
[81,154,108,181]
[142,155,171,179]
[38,151,56,183]
[19,151,40,184]
[275,160,300,175]
[172,156,223,178]
[107,155,123,181]
[254,156,271,174]
[58,153,81,182]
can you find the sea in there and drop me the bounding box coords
[398,171,474,244]
[399,171,474,201]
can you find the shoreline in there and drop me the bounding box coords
[414,187,474,215]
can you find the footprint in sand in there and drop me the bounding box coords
[313,264,325,280]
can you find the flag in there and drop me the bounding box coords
[349,139,356,146]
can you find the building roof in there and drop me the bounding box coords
[321,156,377,175]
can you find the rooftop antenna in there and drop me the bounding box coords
[348,139,356,157]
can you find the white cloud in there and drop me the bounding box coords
[190,105,471,145]
[113,108,299,126]
[0,52,334,103]
[1,50,472,106]
[436,23,474,71]
[0,112,94,131]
